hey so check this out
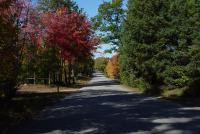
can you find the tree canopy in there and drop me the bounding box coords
[92,0,125,52]
[0,0,99,99]
[120,0,200,95]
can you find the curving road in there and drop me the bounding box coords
[15,72,200,134]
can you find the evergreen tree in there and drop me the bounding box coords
[120,0,200,95]
[38,0,80,12]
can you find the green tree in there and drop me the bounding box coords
[94,57,109,72]
[37,0,80,12]
[92,0,125,52]
[120,0,200,95]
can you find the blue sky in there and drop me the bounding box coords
[74,0,108,18]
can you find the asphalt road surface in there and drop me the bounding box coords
[14,72,200,134]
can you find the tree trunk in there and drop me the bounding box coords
[68,61,72,85]
[64,64,68,85]
[48,73,51,85]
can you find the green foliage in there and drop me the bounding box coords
[92,0,125,52]
[162,66,190,88]
[120,0,200,95]
[74,57,94,76]
[38,0,80,12]
[120,70,147,91]
[94,57,109,72]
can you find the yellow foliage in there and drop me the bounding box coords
[106,54,119,78]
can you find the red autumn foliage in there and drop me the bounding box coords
[0,0,31,25]
[26,7,99,61]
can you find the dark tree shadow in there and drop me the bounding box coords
[0,92,67,134]
[12,89,200,134]
[86,80,120,87]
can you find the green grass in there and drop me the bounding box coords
[162,88,186,98]
[161,88,200,106]
[122,83,200,107]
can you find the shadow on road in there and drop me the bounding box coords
[12,72,200,134]
[86,80,120,87]
[14,89,200,134]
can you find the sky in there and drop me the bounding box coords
[74,0,107,18]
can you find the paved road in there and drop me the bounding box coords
[15,72,200,134]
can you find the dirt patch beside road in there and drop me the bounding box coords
[19,84,79,93]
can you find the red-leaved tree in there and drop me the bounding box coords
[26,7,98,60]
[25,7,99,85]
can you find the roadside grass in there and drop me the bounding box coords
[162,88,200,106]
[0,77,90,134]
[121,83,200,107]
[162,88,185,98]
[120,84,143,93]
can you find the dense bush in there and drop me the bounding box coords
[162,66,190,88]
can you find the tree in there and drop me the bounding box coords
[37,0,80,12]
[94,57,109,72]
[92,0,125,52]
[0,0,30,99]
[26,7,99,85]
[106,54,119,78]
[40,8,97,60]
[120,0,200,95]
[22,0,80,86]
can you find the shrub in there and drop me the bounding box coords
[163,66,191,88]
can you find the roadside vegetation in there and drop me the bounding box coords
[0,0,199,133]
[94,57,109,72]
[0,0,98,100]
[93,0,199,100]
[0,0,97,133]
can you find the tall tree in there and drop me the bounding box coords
[26,7,98,85]
[37,0,80,12]
[120,0,200,94]
[92,0,125,52]
[0,0,30,99]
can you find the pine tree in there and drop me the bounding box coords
[120,0,200,94]
[37,0,80,12]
